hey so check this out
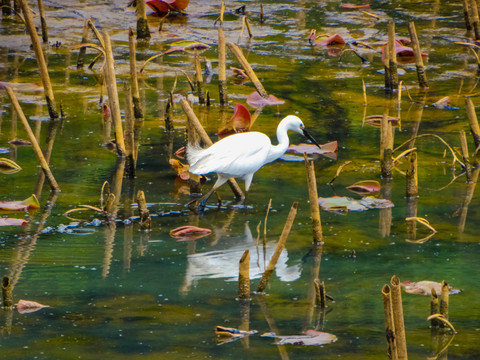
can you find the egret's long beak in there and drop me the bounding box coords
[302,128,322,150]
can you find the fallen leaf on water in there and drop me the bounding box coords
[169,159,191,180]
[246,92,285,109]
[0,81,43,92]
[0,194,40,211]
[318,34,346,46]
[170,225,212,240]
[381,40,428,63]
[174,146,186,159]
[287,141,338,159]
[0,158,22,174]
[261,330,337,346]
[216,326,258,345]
[427,314,457,333]
[218,103,251,139]
[341,4,370,9]
[318,196,394,212]
[0,218,27,226]
[146,0,189,14]
[346,180,380,195]
[167,40,210,53]
[401,280,461,296]
[230,66,248,78]
[364,115,400,127]
[432,96,458,110]
[16,299,49,314]
[9,139,31,146]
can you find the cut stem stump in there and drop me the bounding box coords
[382,284,398,360]
[238,250,250,300]
[137,190,151,230]
[303,153,323,244]
[465,97,480,150]
[136,0,150,40]
[2,276,13,308]
[408,21,428,89]
[218,27,228,105]
[391,275,407,359]
[406,150,418,197]
[257,202,298,293]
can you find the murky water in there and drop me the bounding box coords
[0,0,479,358]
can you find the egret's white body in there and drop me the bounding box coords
[187,115,320,210]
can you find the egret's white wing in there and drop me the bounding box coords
[189,132,272,177]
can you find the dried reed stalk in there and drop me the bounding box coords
[165,92,174,132]
[439,281,449,327]
[405,150,418,197]
[460,130,472,182]
[136,0,150,40]
[5,86,60,190]
[304,153,323,244]
[18,0,58,119]
[470,0,480,40]
[2,276,13,308]
[103,32,126,157]
[194,52,205,105]
[180,98,244,199]
[381,112,394,179]
[257,202,298,293]
[390,276,407,359]
[465,97,480,150]
[227,42,268,98]
[386,20,399,91]
[382,284,398,360]
[129,28,144,119]
[463,0,473,31]
[124,84,135,178]
[37,0,48,42]
[430,288,440,328]
[407,21,428,88]
[77,19,89,69]
[137,190,151,230]
[314,279,326,308]
[238,250,250,300]
[218,26,228,105]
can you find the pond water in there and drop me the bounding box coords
[1,0,479,358]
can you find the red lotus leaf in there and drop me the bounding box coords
[246,92,285,109]
[287,141,338,159]
[174,146,186,159]
[230,66,248,78]
[170,225,212,240]
[318,34,346,46]
[0,218,27,226]
[341,4,370,9]
[218,103,251,139]
[381,40,428,62]
[16,299,49,314]
[146,0,189,14]
[0,194,40,211]
[346,180,381,195]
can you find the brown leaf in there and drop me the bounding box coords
[346,180,381,195]
[341,4,370,9]
[0,218,27,226]
[170,225,212,240]
[402,281,461,295]
[0,194,40,211]
[146,0,190,14]
[174,146,186,159]
[230,66,248,78]
[16,299,49,314]
[246,92,285,109]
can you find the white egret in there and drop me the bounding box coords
[186,115,322,211]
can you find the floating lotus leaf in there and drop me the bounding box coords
[261,330,337,346]
[346,180,381,195]
[432,96,458,110]
[0,194,40,211]
[246,92,285,109]
[402,281,461,295]
[0,218,27,226]
[16,299,50,314]
[146,0,190,14]
[216,326,258,345]
[318,196,394,212]
[170,225,212,240]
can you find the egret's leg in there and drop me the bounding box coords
[189,174,229,212]
[243,173,254,208]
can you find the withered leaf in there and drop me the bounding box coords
[346,180,380,195]
[16,299,50,314]
[402,281,461,296]
[0,218,27,226]
[0,194,40,211]
[170,225,212,240]
[261,330,337,346]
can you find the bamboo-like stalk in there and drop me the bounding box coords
[37,0,48,43]
[439,281,449,327]
[5,86,60,190]
[218,26,228,105]
[124,85,136,178]
[87,19,105,48]
[238,249,250,300]
[317,279,326,308]
[406,150,418,197]
[390,276,407,359]
[465,97,480,150]
[165,92,174,132]
[227,42,268,98]
[17,0,58,119]
[137,190,151,230]
[103,32,126,157]
[244,16,252,38]
[460,130,472,182]
[407,21,428,89]
[381,112,394,179]
[303,153,323,244]
[382,284,398,360]
[2,276,13,308]
[77,19,89,69]
[470,0,480,40]
[458,167,480,233]
[136,0,150,40]
[430,288,440,328]
[194,51,205,105]
[257,202,298,293]
[386,20,399,91]
[129,28,144,119]
[180,98,244,199]
[463,0,473,31]
[260,4,264,23]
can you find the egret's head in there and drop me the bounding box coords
[282,115,322,150]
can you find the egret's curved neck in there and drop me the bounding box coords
[267,120,290,162]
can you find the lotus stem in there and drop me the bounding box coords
[463,0,473,31]
[77,19,89,69]
[17,0,58,119]
[408,21,428,89]
[470,0,480,40]
[103,32,126,157]
[2,276,13,308]
[406,150,418,198]
[124,84,136,178]
[136,0,150,40]
[218,26,228,105]
[460,130,472,182]
[314,279,327,308]
[194,51,205,105]
[385,20,399,92]
[430,288,440,328]
[304,153,323,244]
[227,42,269,98]
[238,250,250,300]
[137,190,151,230]
[439,281,449,327]
[257,202,298,293]
[465,97,480,150]
[129,28,144,119]
[382,284,398,360]
[37,0,48,43]
[381,111,394,179]
[390,275,407,359]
